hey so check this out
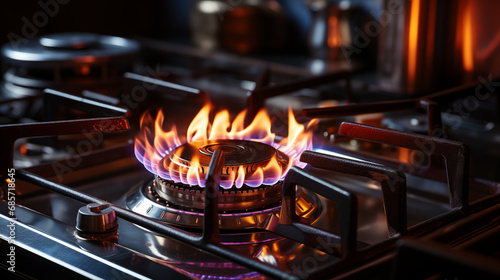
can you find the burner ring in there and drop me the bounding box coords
[1,33,139,98]
[125,179,324,230]
[154,176,282,211]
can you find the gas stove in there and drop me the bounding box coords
[1,31,500,280]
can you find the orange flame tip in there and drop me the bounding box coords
[135,104,316,188]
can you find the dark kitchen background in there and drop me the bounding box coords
[0,0,381,50]
[2,0,499,87]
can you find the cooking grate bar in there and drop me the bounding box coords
[300,150,408,236]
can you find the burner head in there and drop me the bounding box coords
[129,140,322,230]
[160,139,289,188]
[1,32,139,98]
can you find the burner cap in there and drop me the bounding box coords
[2,32,139,66]
[179,139,279,167]
[40,33,100,49]
[160,139,289,187]
[1,32,139,97]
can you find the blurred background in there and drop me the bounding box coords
[1,0,499,95]
[0,0,382,52]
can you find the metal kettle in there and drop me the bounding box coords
[190,0,287,53]
[307,0,376,65]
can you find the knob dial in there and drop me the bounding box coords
[76,203,118,234]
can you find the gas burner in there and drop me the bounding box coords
[1,32,139,98]
[127,139,321,231]
[161,139,289,188]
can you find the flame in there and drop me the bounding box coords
[461,0,474,72]
[327,16,342,48]
[135,104,317,189]
[407,0,420,90]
